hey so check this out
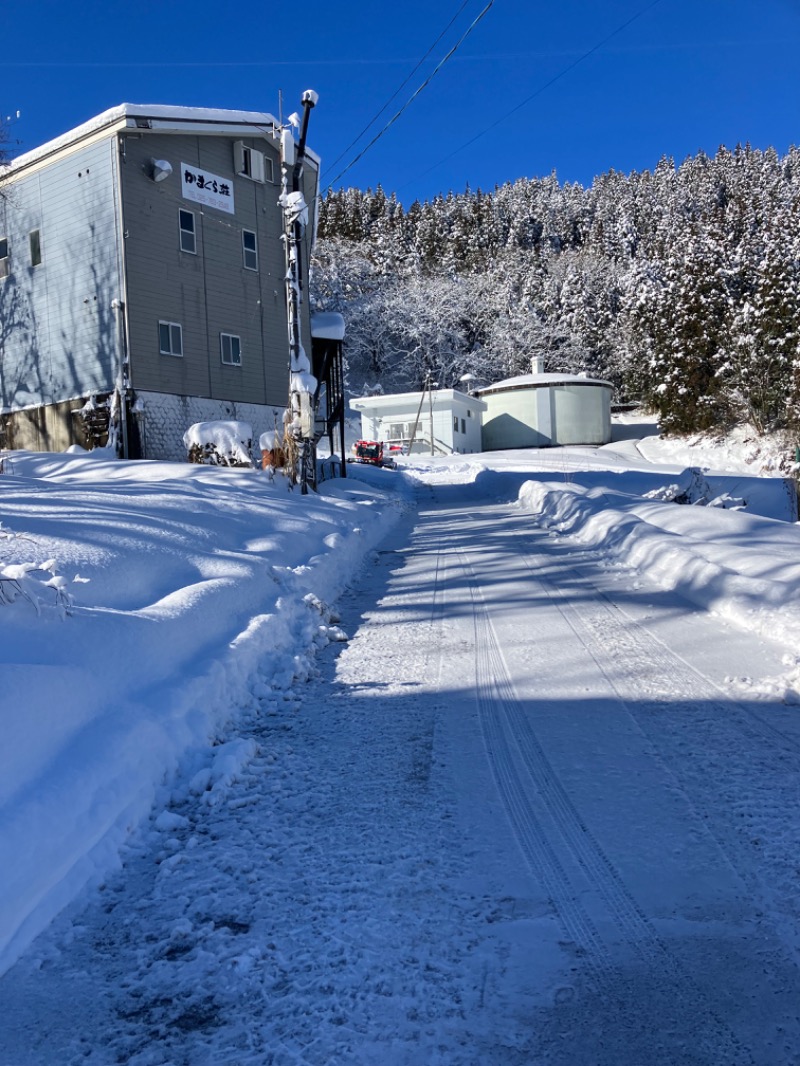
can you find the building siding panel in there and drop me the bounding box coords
[0,140,120,414]
[120,131,292,408]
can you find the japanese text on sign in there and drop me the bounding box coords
[181,163,235,215]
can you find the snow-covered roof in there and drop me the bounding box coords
[350,388,487,412]
[4,103,320,178]
[311,312,346,341]
[477,372,613,395]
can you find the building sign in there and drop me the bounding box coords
[181,163,234,214]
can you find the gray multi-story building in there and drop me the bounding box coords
[0,104,320,460]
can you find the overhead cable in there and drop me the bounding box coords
[402,0,666,193]
[323,0,475,178]
[325,0,497,191]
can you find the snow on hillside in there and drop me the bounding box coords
[0,422,798,1001]
[614,410,796,476]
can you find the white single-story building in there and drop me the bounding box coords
[477,359,613,450]
[349,388,487,455]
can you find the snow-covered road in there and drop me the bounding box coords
[2,475,800,1064]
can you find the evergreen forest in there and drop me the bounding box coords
[311,144,800,439]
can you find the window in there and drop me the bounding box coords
[454,416,460,433]
[461,418,466,434]
[220,333,241,366]
[0,237,8,279]
[242,229,258,271]
[159,321,183,357]
[179,210,196,254]
[234,142,266,183]
[240,145,255,178]
[387,421,413,441]
[29,230,41,267]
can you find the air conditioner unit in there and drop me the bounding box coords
[233,141,265,183]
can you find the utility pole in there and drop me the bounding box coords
[428,376,435,456]
[280,89,318,494]
[407,371,436,457]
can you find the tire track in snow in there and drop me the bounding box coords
[546,548,800,761]
[475,655,613,978]
[453,543,755,1065]
[471,565,661,965]
[513,541,800,970]
[463,556,611,977]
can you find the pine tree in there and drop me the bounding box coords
[315,143,800,441]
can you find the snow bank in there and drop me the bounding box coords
[0,453,408,975]
[1,428,796,980]
[518,479,800,651]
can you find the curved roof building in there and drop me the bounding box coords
[477,360,613,450]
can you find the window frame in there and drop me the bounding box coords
[235,142,266,183]
[0,237,8,279]
[158,320,183,357]
[242,229,258,271]
[220,332,242,367]
[179,209,197,255]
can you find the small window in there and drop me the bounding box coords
[453,416,459,433]
[179,210,196,254]
[220,333,242,366]
[467,409,473,417]
[0,237,8,279]
[159,320,183,357]
[242,230,258,271]
[263,156,275,183]
[29,230,41,267]
[234,142,266,183]
[461,418,466,434]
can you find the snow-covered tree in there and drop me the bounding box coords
[315,143,800,437]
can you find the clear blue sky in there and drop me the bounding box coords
[5,0,800,205]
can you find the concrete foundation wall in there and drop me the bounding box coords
[135,390,286,462]
[1,391,287,462]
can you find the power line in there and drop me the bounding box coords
[400,0,667,194]
[325,0,497,191]
[2,57,482,68]
[323,0,474,179]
